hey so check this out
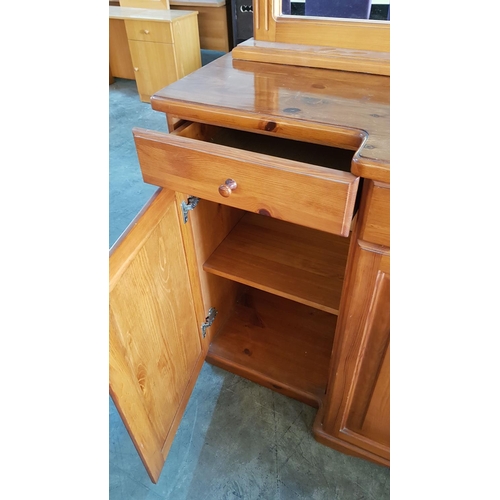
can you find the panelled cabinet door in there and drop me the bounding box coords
[321,239,390,464]
[339,244,389,458]
[128,40,178,102]
[109,188,203,483]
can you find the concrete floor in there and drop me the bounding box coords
[109,55,390,499]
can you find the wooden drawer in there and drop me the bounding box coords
[133,122,360,236]
[124,20,173,44]
[358,181,390,247]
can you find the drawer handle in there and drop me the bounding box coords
[218,179,237,197]
[142,29,150,34]
[133,67,139,72]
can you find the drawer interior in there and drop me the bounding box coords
[174,122,355,172]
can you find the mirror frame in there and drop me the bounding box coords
[254,0,389,52]
[232,0,389,75]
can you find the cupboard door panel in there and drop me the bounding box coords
[109,188,202,483]
[128,40,178,101]
[339,263,390,456]
[320,239,390,463]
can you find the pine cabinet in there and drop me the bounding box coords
[109,7,202,102]
[109,54,390,483]
[170,0,230,52]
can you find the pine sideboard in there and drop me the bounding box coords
[109,53,390,483]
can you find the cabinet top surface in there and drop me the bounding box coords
[109,6,198,21]
[151,54,390,182]
[170,0,225,6]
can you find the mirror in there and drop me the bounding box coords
[283,0,390,21]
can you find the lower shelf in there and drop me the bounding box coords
[206,286,337,407]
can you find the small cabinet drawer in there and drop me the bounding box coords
[124,20,173,44]
[133,122,360,236]
[358,181,390,247]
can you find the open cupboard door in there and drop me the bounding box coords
[109,188,204,483]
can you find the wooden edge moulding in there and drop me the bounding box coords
[232,0,390,76]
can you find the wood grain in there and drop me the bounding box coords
[337,266,390,458]
[109,19,135,79]
[110,7,201,102]
[253,0,389,54]
[207,287,337,406]
[110,6,198,21]
[176,195,245,346]
[233,39,390,76]
[170,3,229,51]
[357,180,390,246]
[360,342,390,445]
[150,54,390,182]
[318,180,390,463]
[124,19,174,43]
[313,405,389,467]
[170,0,225,6]
[128,40,178,101]
[119,0,170,9]
[172,14,202,78]
[204,212,350,314]
[109,188,203,483]
[133,126,359,236]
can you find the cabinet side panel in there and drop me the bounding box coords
[169,6,229,52]
[172,15,202,78]
[109,19,135,79]
[109,189,202,482]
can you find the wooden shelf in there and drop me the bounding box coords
[203,213,350,314]
[206,287,337,407]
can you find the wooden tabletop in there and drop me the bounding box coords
[151,54,390,182]
[170,0,225,7]
[109,6,198,21]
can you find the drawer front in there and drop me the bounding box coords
[133,127,360,236]
[124,20,173,43]
[359,181,390,247]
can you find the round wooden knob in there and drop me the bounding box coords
[218,179,237,197]
[143,29,150,34]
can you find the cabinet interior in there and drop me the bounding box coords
[208,285,338,408]
[204,212,350,315]
[188,198,351,407]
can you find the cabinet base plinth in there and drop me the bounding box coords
[312,407,389,468]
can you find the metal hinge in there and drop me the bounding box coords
[201,307,217,338]
[181,196,200,223]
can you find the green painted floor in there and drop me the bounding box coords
[109,55,390,499]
